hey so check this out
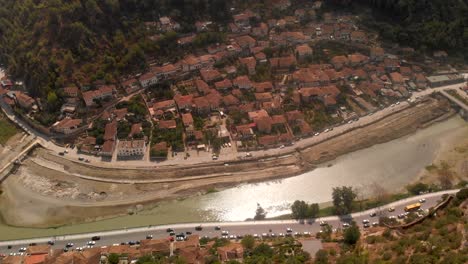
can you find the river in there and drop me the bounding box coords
[0,116,466,240]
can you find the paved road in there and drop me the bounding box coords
[0,189,458,254]
[1,83,466,171]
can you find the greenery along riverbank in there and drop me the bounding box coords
[0,113,17,144]
[269,181,467,220]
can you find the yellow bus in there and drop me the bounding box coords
[404,202,421,212]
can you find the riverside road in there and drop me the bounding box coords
[0,189,458,254]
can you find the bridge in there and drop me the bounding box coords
[0,139,39,183]
[439,90,468,121]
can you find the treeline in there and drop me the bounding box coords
[359,0,467,58]
[0,0,233,100]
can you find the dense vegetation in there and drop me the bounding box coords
[0,113,17,144]
[335,0,468,59]
[0,0,233,99]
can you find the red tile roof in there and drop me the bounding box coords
[104,121,117,141]
[159,119,177,129]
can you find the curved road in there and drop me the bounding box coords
[0,189,458,254]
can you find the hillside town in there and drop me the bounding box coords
[0,0,466,164]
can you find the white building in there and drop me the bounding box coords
[117,139,146,159]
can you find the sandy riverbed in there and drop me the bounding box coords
[0,97,460,227]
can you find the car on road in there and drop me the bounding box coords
[215,226,221,230]
[87,241,96,246]
[319,221,328,226]
[65,243,74,248]
[186,231,192,235]
[419,198,426,203]
[47,241,55,245]
[388,207,395,212]
[18,248,26,252]
[146,235,153,239]
[91,236,101,241]
[78,157,84,161]
[166,228,174,233]
[362,219,370,224]
[195,226,203,231]
[221,230,229,235]
[370,212,377,217]
[398,213,406,219]
[314,132,320,136]
[396,101,400,105]
[324,128,330,133]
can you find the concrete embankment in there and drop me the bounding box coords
[0,97,456,227]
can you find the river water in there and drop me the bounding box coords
[0,116,466,240]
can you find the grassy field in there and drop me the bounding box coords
[0,113,17,144]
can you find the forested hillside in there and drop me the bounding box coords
[355,0,468,58]
[0,0,232,98]
[0,0,466,101]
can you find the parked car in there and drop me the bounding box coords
[146,235,153,239]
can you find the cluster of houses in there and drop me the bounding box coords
[0,235,249,264]
[123,3,435,152]
[2,0,456,161]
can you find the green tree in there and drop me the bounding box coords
[343,222,360,245]
[47,91,59,109]
[241,235,255,250]
[291,200,309,219]
[108,253,120,264]
[406,182,429,195]
[332,186,356,215]
[254,203,267,220]
[307,203,319,218]
[315,249,329,264]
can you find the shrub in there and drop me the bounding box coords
[382,251,392,261]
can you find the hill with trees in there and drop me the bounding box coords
[0,0,233,98]
[331,0,468,60]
